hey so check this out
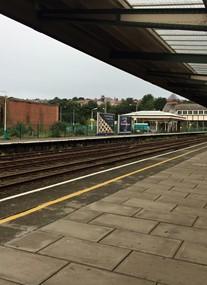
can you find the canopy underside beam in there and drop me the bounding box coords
[37,7,207,31]
[110,51,207,63]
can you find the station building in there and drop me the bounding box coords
[0,96,59,130]
[163,94,207,131]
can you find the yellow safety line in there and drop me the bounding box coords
[0,145,206,225]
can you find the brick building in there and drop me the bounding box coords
[0,96,59,129]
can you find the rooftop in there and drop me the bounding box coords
[175,103,207,110]
[124,110,186,120]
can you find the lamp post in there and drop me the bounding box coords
[59,105,62,122]
[72,109,75,130]
[104,99,107,114]
[0,91,7,140]
[91,107,97,130]
[4,96,7,140]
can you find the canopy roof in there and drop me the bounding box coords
[0,1,207,106]
[124,110,186,120]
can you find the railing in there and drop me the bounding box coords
[0,122,207,140]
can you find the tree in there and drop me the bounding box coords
[116,98,134,114]
[139,94,155,110]
[154,97,167,111]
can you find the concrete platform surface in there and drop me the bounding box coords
[0,150,207,285]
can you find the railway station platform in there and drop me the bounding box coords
[0,148,207,285]
[0,131,205,154]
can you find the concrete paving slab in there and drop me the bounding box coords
[194,161,207,165]
[144,188,189,198]
[168,173,192,179]
[191,179,207,187]
[161,168,193,175]
[90,213,158,234]
[0,280,20,285]
[115,251,207,285]
[124,185,147,192]
[39,219,113,242]
[63,209,102,223]
[151,222,207,244]
[143,177,162,184]
[110,190,160,200]
[135,209,197,226]
[123,198,176,212]
[100,195,129,204]
[182,177,206,183]
[193,170,206,175]
[39,236,130,270]
[41,262,155,285]
[100,228,181,257]
[0,246,67,285]
[5,231,62,252]
[158,180,197,188]
[195,183,207,190]
[187,193,207,201]
[175,241,207,265]
[171,163,197,169]
[149,173,171,179]
[131,182,172,191]
[86,201,140,216]
[162,169,192,175]
[157,195,206,208]
[170,186,200,194]
[194,216,207,229]
[173,205,207,218]
[161,169,187,175]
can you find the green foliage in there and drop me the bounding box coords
[7,122,30,139]
[117,98,135,114]
[27,123,34,135]
[48,95,169,126]
[50,121,67,137]
[154,97,167,111]
[75,124,87,135]
[138,95,166,111]
[139,94,155,110]
[48,98,99,125]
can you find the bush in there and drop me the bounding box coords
[50,121,67,137]
[75,125,86,135]
[7,122,28,139]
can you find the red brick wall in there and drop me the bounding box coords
[6,99,59,129]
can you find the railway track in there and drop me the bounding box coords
[0,135,206,192]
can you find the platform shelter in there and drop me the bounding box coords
[124,110,186,133]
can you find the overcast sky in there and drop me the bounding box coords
[0,14,175,101]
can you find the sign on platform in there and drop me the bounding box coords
[118,115,132,134]
[97,112,115,135]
